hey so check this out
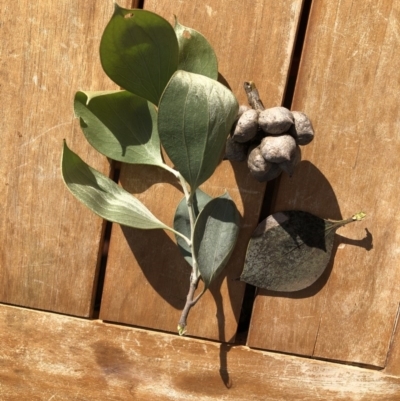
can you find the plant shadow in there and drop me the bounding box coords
[115,151,371,388]
[246,160,373,299]
[118,160,182,195]
[120,225,190,311]
[214,158,372,385]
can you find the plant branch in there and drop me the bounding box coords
[176,172,200,279]
[173,230,191,246]
[173,172,203,335]
[158,162,180,179]
[179,175,196,231]
[159,164,204,335]
[177,274,204,336]
[157,163,192,246]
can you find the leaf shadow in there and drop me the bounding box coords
[118,162,182,195]
[120,225,191,310]
[120,219,242,391]
[247,158,373,299]
[218,73,232,90]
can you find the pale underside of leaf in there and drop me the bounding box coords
[61,141,184,237]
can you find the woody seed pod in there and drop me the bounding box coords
[238,104,251,117]
[260,162,282,182]
[258,107,294,135]
[230,105,250,137]
[279,145,301,176]
[247,145,282,182]
[235,81,315,183]
[232,109,259,143]
[289,111,314,145]
[260,134,297,163]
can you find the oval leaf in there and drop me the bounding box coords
[100,5,179,105]
[173,189,212,266]
[61,141,176,232]
[241,211,366,292]
[193,193,240,289]
[74,91,163,166]
[174,18,218,80]
[158,70,238,191]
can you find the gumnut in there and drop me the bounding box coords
[230,105,250,141]
[279,145,301,176]
[258,107,294,135]
[232,109,259,143]
[261,162,282,182]
[237,104,251,117]
[260,134,297,163]
[225,136,249,162]
[247,145,282,182]
[289,111,314,145]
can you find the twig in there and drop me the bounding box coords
[243,81,265,111]
[177,274,203,336]
[174,171,203,335]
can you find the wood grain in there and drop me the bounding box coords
[100,0,304,341]
[247,0,400,368]
[0,0,131,316]
[2,304,400,400]
[385,305,400,376]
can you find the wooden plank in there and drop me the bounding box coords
[0,0,131,316]
[247,0,400,368]
[100,0,304,341]
[2,304,400,400]
[385,305,400,376]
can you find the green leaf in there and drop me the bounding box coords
[158,70,238,191]
[74,90,163,166]
[100,4,179,105]
[174,18,218,80]
[193,192,240,289]
[241,211,366,292]
[173,189,212,266]
[61,141,182,234]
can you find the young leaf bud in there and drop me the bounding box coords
[289,111,314,145]
[258,107,294,135]
[247,145,282,182]
[232,109,259,143]
[224,136,248,162]
[260,135,297,163]
[279,145,301,176]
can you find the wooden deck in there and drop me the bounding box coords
[1,0,399,399]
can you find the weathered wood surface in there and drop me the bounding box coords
[247,0,400,368]
[386,310,400,376]
[2,304,400,401]
[0,0,131,316]
[100,0,304,341]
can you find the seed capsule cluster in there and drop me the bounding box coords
[225,82,314,182]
